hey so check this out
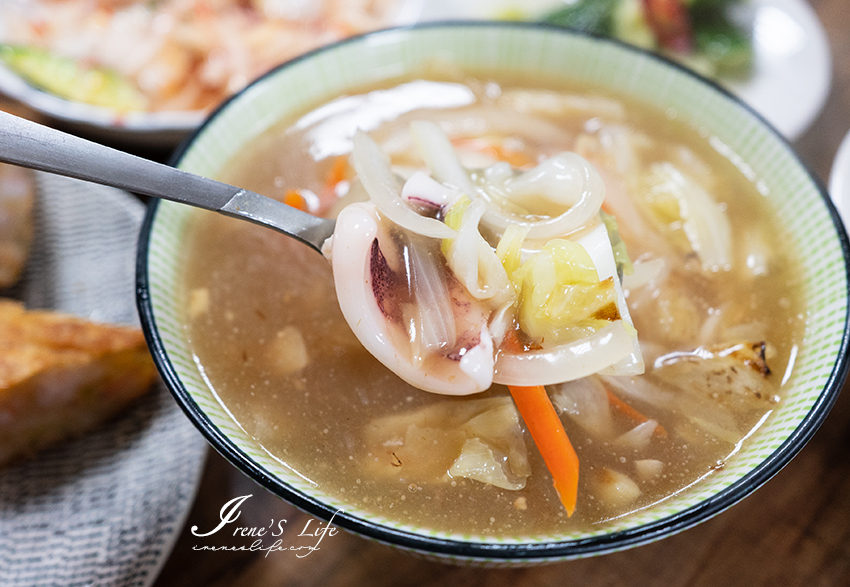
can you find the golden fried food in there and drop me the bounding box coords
[0,299,158,466]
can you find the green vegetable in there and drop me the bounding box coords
[686,0,739,9]
[542,0,621,36]
[0,45,147,112]
[600,210,634,278]
[693,17,753,77]
[541,0,753,81]
[510,239,619,344]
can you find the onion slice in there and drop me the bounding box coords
[410,120,478,195]
[352,131,456,240]
[406,236,456,352]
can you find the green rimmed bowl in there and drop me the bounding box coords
[136,22,850,564]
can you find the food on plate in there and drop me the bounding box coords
[541,0,753,79]
[0,0,400,114]
[0,299,157,466]
[181,74,804,534]
[0,163,35,289]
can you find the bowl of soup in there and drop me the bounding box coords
[137,22,850,563]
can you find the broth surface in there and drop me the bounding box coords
[181,76,805,536]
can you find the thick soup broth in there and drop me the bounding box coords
[182,76,804,535]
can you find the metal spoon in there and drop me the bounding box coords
[0,110,335,253]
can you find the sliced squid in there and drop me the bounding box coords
[351,131,456,240]
[478,152,607,241]
[327,202,495,395]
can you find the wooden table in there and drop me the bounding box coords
[139,1,849,584]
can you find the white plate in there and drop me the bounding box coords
[0,174,208,587]
[0,0,831,145]
[724,0,831,140]
[829,130,850,226]
[411,0,832,140]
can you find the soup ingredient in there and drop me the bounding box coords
[551,376,615,438]
[652,340,776,410]
[327,122,646,516]
[329,201,496,395]
[267,326,310,375]
[185,78,803,534]
[606,388,668,438]
[635,458,664,480]
[592,466,642,509]
[326,125,643,396]
[0,163,34,289]
[0,300,157,467]
[508,384,580,515]
[541,0,753,79]
[640,161,733,271]
[601,339,775,445]
[364,396,530,489]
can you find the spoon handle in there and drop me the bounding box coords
[0,111,334,252]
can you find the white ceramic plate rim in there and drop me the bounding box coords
[829,129,850,227]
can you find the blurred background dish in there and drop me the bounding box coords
[0,0,830,147]
[0,0,413,147]
[723,0,831,139]
[413,0,831,140]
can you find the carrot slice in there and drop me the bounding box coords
[325,155,350,192]
[453,138,534,169]
[508,384,580,516]
[490,144,534,169]
[283,190,308,212]
[606,390,668,439]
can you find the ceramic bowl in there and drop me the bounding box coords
[137,23,850,564]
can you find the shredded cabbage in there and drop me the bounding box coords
[441,197,513,305]
[510,239,619,345]
[642,162,732,272]
[495,224,530,278]
[600,210,634,277]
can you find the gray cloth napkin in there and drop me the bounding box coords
[0,173,207,587]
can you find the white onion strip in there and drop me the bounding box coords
[352,131,456,239]
[410,120,478,195]
[407,238,456,352]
